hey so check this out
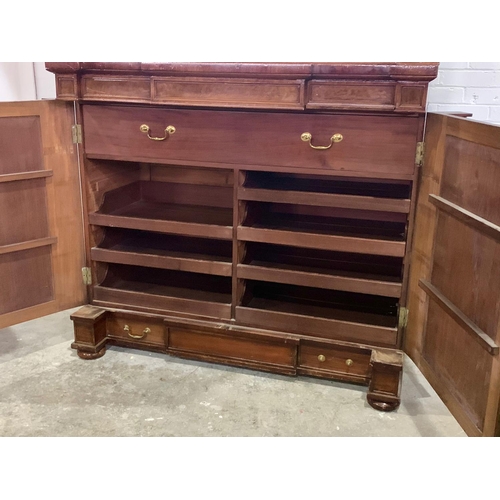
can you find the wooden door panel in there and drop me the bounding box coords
[0,178,50,246]
[406,113,500,436]
[0,115,44,174]
[441,136,500,225]
[423,300,492,431]
[432,213,500,339]
[0,101,86,329]
[0,247,54,314]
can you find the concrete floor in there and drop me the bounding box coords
[0,308,466,437]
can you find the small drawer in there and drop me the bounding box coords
[106,313,165,346]
[299,342,371,380]
[83,105,419,177]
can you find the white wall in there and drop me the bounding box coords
[0,62,56,101]
[427,62,500,125]
[33,62,57,100]
[0,63,37,101]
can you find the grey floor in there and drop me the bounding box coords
[0,308,466,437]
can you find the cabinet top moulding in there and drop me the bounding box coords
[45,62,439,113]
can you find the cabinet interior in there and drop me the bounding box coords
[86,160,410,348]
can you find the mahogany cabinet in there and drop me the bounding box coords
[2,62,499,434]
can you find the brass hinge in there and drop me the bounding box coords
[72,124,82,144]
[82,267,92,285]
[398,307,409,329]
[415,141,425,167]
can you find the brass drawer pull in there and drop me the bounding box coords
[346,359,353,366]
[301,132,343,150]
[318,354,326,362]
[124,324,151,339]
[140,124,176,141]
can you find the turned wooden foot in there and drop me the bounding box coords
[76,346,106,360]
[367,349,403,412]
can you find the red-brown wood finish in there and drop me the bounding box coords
[43,62,440,413]
[406,114,500,436]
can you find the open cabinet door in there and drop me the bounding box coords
[406,113,500,437]
[0,100,86,330]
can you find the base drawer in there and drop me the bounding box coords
[166,323,297,374]
[106,313,165,346]
[298,341,372,382]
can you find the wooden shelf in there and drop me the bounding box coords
[95,265,232,319]
[92,231,232,276]
[238,243,402,297]
[238,262,402,298]
[236,281,398,345]
[239,187,410,213]
[89,180,233,239]
[238,226,406,257]
[90,208,233,239]
[236,302,397,347]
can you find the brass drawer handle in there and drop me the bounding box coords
[346,359,353,367]
[301,132,343,150]
[318,354,326,362]
[124,324,151,339]
[140,124,176,141]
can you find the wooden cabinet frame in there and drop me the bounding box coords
[12,63,500,433]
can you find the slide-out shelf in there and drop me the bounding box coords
[89,202,233,240]
[89,180,233,240]
[241,171,411,212]
[237,262,402,298]
[239,187,411,213]
[239,243,403,297]
[91,230,232,277]
[236,281,398,347]
[94,265,232,320]
[238,226,406,257]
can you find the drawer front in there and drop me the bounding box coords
[83,105,419,176]
[299,342,371,379]
[167,326,297,368]
[106,314,165,346]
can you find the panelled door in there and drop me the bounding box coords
[406,113,500,437]
[0,100,86,329]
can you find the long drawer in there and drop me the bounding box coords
[166,321,298,375]
[83,105,419,177]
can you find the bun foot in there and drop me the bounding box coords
[77,347,106,360]
[367,395,400,412]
